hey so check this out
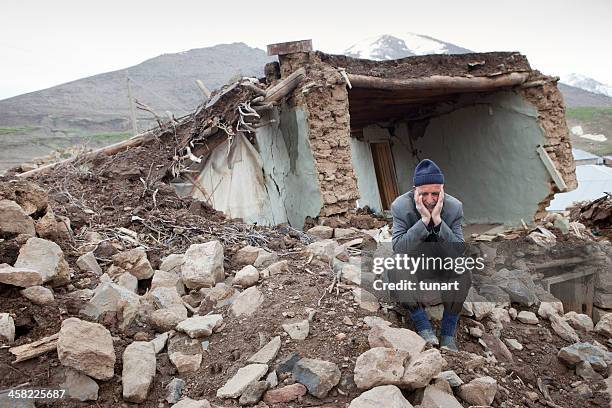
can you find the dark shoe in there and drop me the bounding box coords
[440,335,458,352]
[418,329,439,346]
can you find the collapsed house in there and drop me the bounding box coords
[173,40,577,229]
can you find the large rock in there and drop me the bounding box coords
[368,325,426,355]
[217,363,268,398]
[337,262,361,286]
[550,314,580,342]
[594,291,612,309]
[401,349,446,390]
[20,285,54,305]
[461,287,494,320]
[348,385,413,408]
[233,265,259,288]
[0,313,15,344]
[565,311,594,332]
[292,358,341,398]
[233,245,278,268]
[248,336,281,364]
[80,282,140,320]
[150,305,188,332]
[76,252,102,275]
[0,264,42,287]
[482,333,514,362]
[112,249,154,280]
[182,241,224,289]
[0,199,35,236]
[14,237,70,285]
[354,347,408,389]
[458,376,497,406]
[595,313,612,337]
[230,286,264,317]
[151,270,186,296]
[165,378,186,404]
[122,341,156,403]
[263,383,307,404]
[176,315,223,338]
[117,272,138,293]
[57,318,116,380]
[204,282,238,306]
[61,368,99,401]
[35,207,70,241]
[558,342,609,371]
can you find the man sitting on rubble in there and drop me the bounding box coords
[389,159,470,351]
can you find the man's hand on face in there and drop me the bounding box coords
[414,188,431,226]
[431,185,444,226]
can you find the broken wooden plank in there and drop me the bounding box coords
[263,68,306,104]
[267,40,312,56]
[9,332,59,363]
[536,145,568,192]
[347,72,529,94]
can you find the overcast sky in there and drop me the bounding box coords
[1,0,610,100]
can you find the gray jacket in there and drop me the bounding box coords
[391,189,464,254]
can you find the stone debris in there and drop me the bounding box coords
[352,287,380,312]
[216,363,268,398]
[248,335,281,364]
[19,285,54,305]
[0,264,43,287]
[504,338,524,351]
[170,398,212,408]
[230,286,264,317]
[233,265,260,288]
[176,314,223,338]
[182,241,225,289]
[238,380,268,406]
[558,342,610,371]
[233,245,278,268]
[168,334,203,374]
[538,301,564,319]
[14,237,70,285]
[151,269,186,295]
[282,319,310,340]
[117,272,138,293]
[76,251,103,275]
[354,347,409,389]
[57,317,116,380]
[61,368,99,401]
[263,382,307,404]
[306,239,338,262]
[160,254,185,274]
[122,341,156,403]
[166,378,186,404]
[0,199,36,236]
[292,358,341,398]
[401,349,446,390]
[307,225,334,239]
[112,249,154,280]
[421,385,463,408]
[458,376,498,406]
[0,313,15,344]
[150,305,188,332]
[595,312,612,337]
[368,325,426,355]
[565,311,594,332]
[348,385,413,408]
[517,310,539,324]
[550,314,580,343]
[436,370,463,387]
[80,281,140,320]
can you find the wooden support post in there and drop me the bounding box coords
[537,145,568,192]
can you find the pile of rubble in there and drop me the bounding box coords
[0,172,611,408]
[569,194,612,239]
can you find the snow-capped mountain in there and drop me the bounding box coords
[343,32,473,60]
[561,73,612,98]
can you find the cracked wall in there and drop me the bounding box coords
[254,105,322,229]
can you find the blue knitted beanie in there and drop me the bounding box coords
[413,159,444,186]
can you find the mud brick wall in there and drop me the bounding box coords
[278,52,359,218]
[520,75,578,220]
